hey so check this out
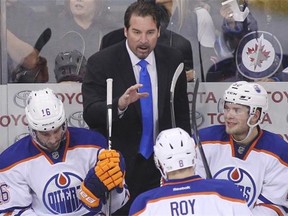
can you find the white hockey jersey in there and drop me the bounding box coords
[196,125,288,216]
[129,175,252,216]
[0,127,129,215]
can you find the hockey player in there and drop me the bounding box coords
[196,81,288,215]
[129,127,252,216]
[0,88,129,215]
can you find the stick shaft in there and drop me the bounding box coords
[191,78,212,179]
[106,78,113,150]
[106,78,113,216]
[170,63,184,128]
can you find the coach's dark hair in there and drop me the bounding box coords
[124,1,161,30]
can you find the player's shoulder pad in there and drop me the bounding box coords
[199,125,229,142]
[256,130,288,164]
[67,127,107,149]
[200,178,246,201]
[129,187,160,215]
[0,135,40,170]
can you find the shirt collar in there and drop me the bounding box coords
[162,175,203,186]
[125,40,155,67]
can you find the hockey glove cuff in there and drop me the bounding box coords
[79,182,101,208]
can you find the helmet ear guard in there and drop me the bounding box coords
[154,128,196,180]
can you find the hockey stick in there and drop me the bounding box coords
[106,78,113,150]
[12,27,52,82]
[106,78,113,216]
[198,42,205,82]
[34,28,52,53]
[191,78,212,179]
[170,62,184,127]
[162,62,184,187]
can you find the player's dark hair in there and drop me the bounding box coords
[124,1,161,30]
[256,107,263,120]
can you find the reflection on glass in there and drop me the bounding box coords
[1,0,288,84]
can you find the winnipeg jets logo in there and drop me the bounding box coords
[236,31,283,80]
[246,35,271,70]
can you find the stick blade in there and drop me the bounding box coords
[170,62,184,93]
[34,28,52,52]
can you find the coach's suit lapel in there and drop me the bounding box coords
[155,46,169,121]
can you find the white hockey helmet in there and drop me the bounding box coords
[224,81,268,119]
[25,88,66,131]
[154,128,196,179]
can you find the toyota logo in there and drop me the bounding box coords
[13,90,32,108]
[68,111,88,128]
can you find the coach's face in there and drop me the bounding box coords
[125,14,160,59]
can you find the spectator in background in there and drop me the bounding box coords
[50,0,121,59]
[6,0,47,47]
[5,0,49,83]
[207,0,285,82]
[100,0,194,81]
[158,0,218,82]
[6,30,38,75]
[207,0,257,81]
[8,29,50,83]
[46,0,118,82]
[248,0,288,80]
[53,0,106,57]
[129,128,252,216]
[82,2,191,214]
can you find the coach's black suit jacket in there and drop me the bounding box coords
[82,41,191,214]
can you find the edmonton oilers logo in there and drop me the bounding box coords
[43,172,83,214]
[236,31,283,80]
[214,167,256,207]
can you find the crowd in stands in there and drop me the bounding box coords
[2,0,288,84]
